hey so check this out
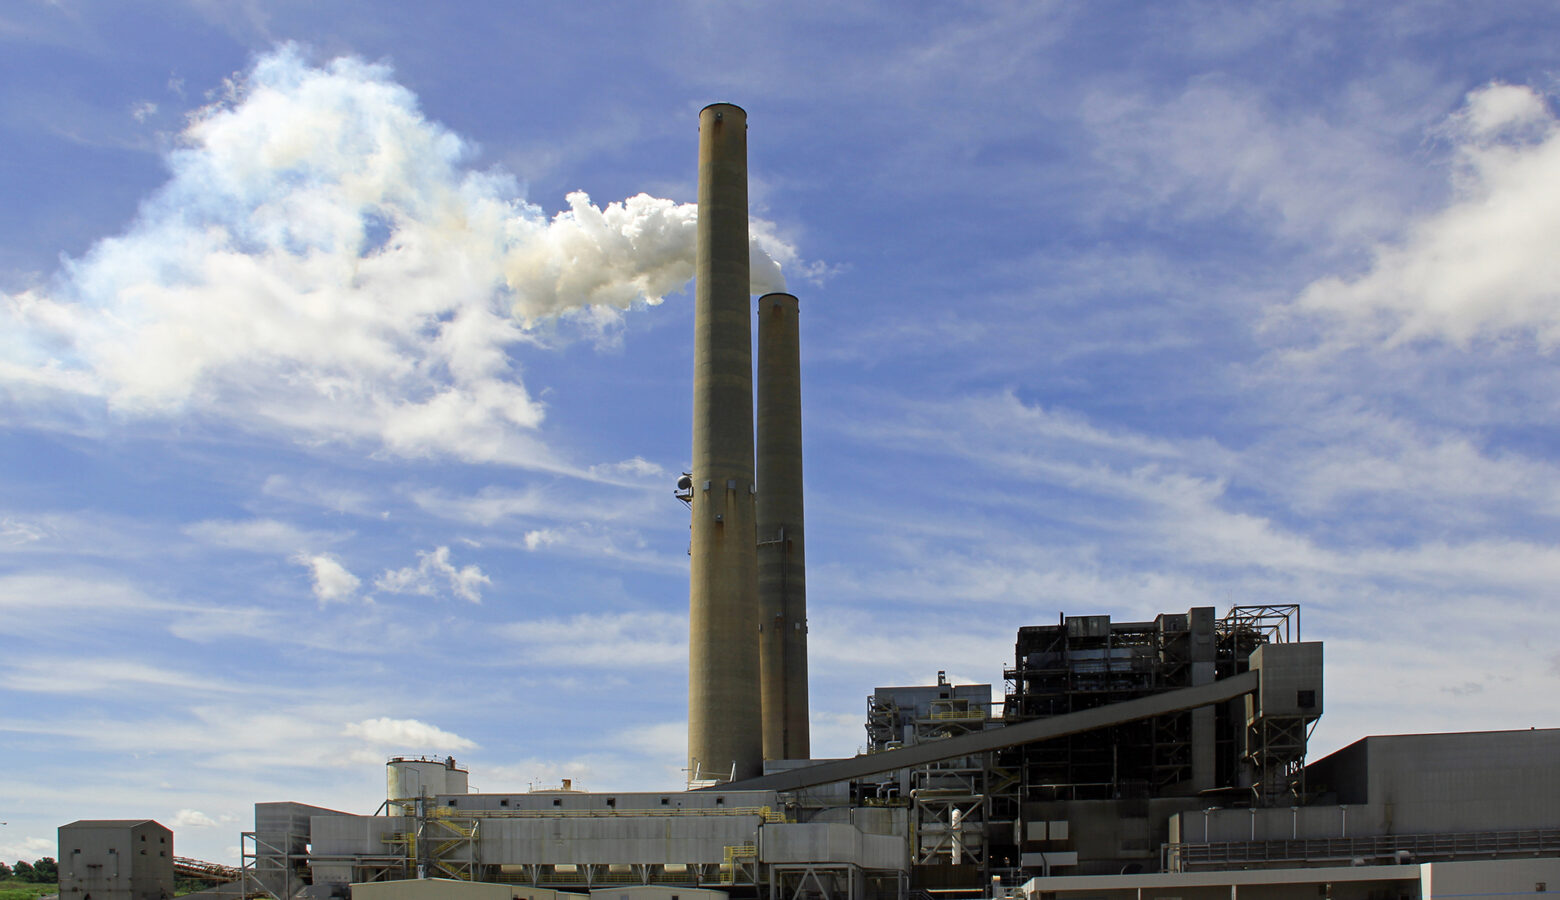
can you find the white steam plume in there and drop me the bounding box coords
[1,44,795,464]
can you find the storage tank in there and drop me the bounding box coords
[386,756,468,815]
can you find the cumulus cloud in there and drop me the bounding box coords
[171,808,218,828]
[343,716,475,750]
[1295,83,1560,348]
[294,552,361,603]
[375,545,489,602]
[1,43,796,466]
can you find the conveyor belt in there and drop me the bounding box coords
[714,670,1259,792]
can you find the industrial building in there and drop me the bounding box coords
[64,103,1560,900]
[58,819,176,900]
[233,612,1560,899]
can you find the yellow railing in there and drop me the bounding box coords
[721,843,757,885]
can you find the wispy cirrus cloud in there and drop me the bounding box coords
[1294,83,1560,348]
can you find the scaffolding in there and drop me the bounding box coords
[1001,611,1214,802]
[998,605,1311,810]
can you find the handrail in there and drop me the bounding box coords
[423,805,784,821]
[1167,827,1560,872]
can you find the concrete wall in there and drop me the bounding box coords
[350,878,510,900]
[1182,729,1560,844]
[510,889,587,900]
[1422,858,1560,898]
[1364,730,1560,834]
[1307,736,1370,804]
[761,824,903,870]
[588,887,726,900]
[311,815,410,885]
[1019,864,1419,899]
[477,814,763,866]
[1028,798,1206,874]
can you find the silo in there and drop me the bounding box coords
[687,103,763,782]
[756,291,810,761]
[386,756,467,815]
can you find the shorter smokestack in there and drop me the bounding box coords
[757,291,809,761]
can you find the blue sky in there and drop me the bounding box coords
[5,0,1560,866]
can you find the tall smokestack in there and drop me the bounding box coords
[757,292,809,761]
[688,103,762,783]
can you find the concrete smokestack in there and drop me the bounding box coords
[688,103,762,783]
[757,292,809,761]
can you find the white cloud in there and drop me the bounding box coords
[0,43,797,467]
[0,515,48,544]
[496,611,685,666]
[374,545,488,602]
[1295,83,1560,348]
[0,835,55,865]
[343,716,475,751]
[1080,76,1415,246]
[186,517,344,554]
[294,552,361,604]
[171,808,218,828]
[260,474,379,516]
[0,658,248,697]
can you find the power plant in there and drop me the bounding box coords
[57,104,1560,900]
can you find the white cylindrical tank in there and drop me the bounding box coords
[386,756,467,815]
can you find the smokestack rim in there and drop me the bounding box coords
[700,101,748,118]
[758,292,799,314]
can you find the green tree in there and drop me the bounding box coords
[11,862,33,881]
[0,862,12,879]
[31,860,56,883]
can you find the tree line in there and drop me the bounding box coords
[1,859,58,883]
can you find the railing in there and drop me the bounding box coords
[492,870,731,887]
[1167,827,1560,872]
[424,805,783,821]
[722,843,758,884]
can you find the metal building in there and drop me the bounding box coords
[59,819,176,900]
